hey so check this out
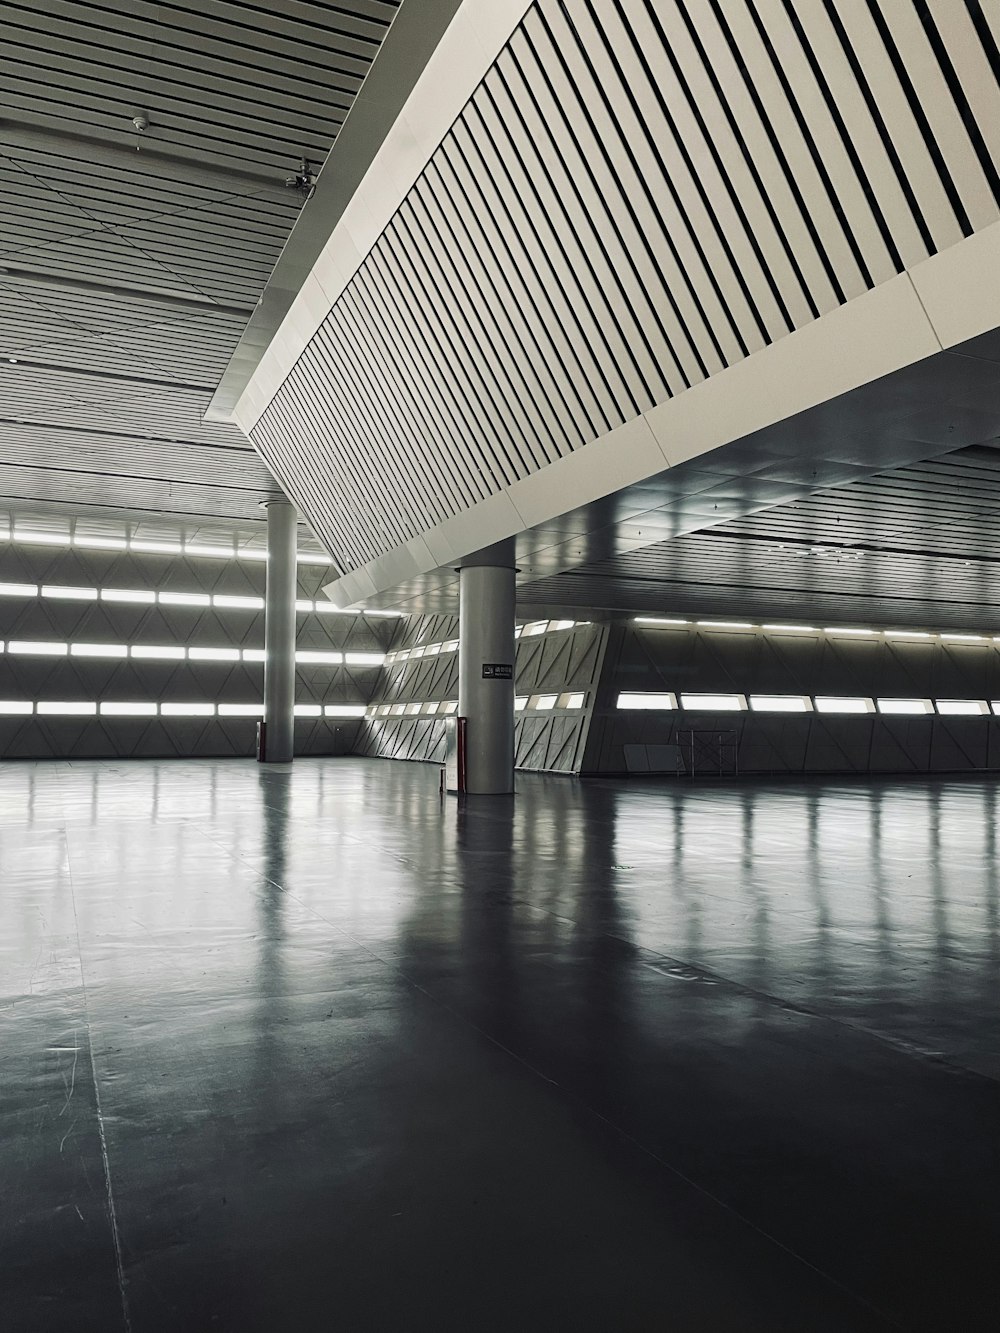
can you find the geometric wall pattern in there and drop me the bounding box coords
[584,620,1000,776]
[253,0,1000,574]
[355,615,608,773]
[0,535,396,760]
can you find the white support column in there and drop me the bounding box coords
[458,541,516,794]
[262,499,297,763]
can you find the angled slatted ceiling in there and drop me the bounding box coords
[253,0,1000,576]
[0,0,401,525]
[516,445,1000,632]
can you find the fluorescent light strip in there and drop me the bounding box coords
[75,536,127,550]
[100,702,157,717]
[131,645,185,660]
[937,700,988,716]
[213,595,264,610]
[8,640,66,655]
[188,647,240,662]
[41,585,97,600]
[814,697,874,714]
[877,699,933,715]
[218,703,264,717]
[159,592,211,607]
[762,624,817,633]
[296,651,343,664]
[71,643,128,658]
[0,582,37,596]
[697,620,755,630]
[0,700,32,715]
[37,701,96,716]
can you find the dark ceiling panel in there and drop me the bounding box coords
[516,445,1000,633]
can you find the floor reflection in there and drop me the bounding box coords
[4,760,1000,1329]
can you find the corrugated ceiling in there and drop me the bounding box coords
[0,0,401,527]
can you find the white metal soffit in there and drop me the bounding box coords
[245,0,1000,577]
[0,0,401,524]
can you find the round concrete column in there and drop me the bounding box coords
[458,544,516,794]
[262,499,297,763]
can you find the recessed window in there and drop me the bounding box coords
[41,585,98,601]
[423,644,440,656]
[0,582,37,597]
[617,692,677,710]
[560,692,585,709]
[814,697,875,714]
[549,620,575,631]
[877,698,933,715]
[295,651,343,665]
[390,703,406,716]
[71,643,128,658]
[514,696,528,711]
[161,703,215,717]
[218,703,264,717]
[100,702,158,717]
[443,640,458,653]
[522,622,547,637]
[423,702,440,714]
[0,700,32,715]
[294,704,323,717]
[159,591,211,607]
[37,701,97,716]
[102,588,155,604]
[131,645,186,660]
[379,704,392,716]
[749,695,812,713]
[680,693,748,711]
[533,694,558,710]
[936,700,988,716]
[441,701,458,714]
[8,641,67,656]
[212,595,264,610]
[188,647,240,662]
[406,702,422,714]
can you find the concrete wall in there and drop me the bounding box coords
[356,615,607,773]
[0,538,393,759]
[584,622,1000,776]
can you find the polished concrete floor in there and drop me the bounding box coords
[3,759,1000,1331]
